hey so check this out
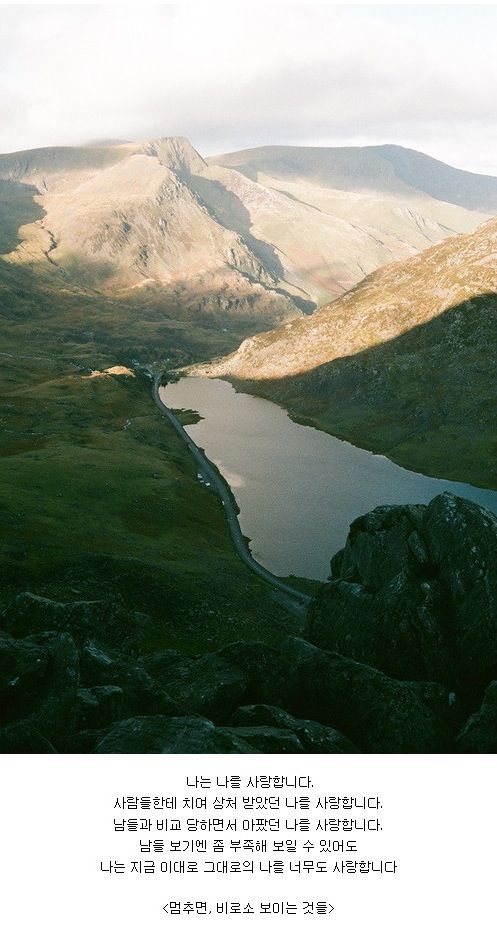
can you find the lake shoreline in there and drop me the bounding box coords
[162,375,497,581]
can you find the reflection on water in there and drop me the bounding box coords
[161,378,497,581]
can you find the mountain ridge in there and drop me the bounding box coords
[0,136,493,326]
[210,142,497,211]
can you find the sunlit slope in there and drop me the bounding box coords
[212,143,497,210]
[209,143,497,302]
[0,138,302,326]
[195,217,497,488]
[0,138,493,322]
[199,217,497,379]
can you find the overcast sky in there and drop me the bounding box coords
[2,3,497,173]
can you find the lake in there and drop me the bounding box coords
[161,377,497,581]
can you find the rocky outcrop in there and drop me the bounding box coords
[306,494,497,686]
[141,651,249,723]
[456,682,497,753]
[2,492,497,752]
[229,705,356,753]
[0,620,448,753]
[94,716,257,754]
[1,592,151,655]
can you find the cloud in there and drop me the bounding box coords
[1,4,497,173]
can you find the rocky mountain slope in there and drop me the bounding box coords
[210,142,497,301]
[197,215,497,488]
[0,137,493,326]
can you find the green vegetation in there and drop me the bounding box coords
[0,253,298,654]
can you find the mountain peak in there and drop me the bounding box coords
[142,136,206,176]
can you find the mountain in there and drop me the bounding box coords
[195,216,497,489]
[0,137,494,328]
[1,137,301,329]
[208,143,497,302]
[212,143,497,210]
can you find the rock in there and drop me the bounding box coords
[423,494,497,680]
[0,629,80,738]
[305,494,497,685]
[230,705,357,752]
[336,504,425,590]
[79,640,178,718]
[0,592,151,655]
[86,646,248,726]
[0,720,57,753]
[59,729,103,753]
[405,681,462,730]
[0,632,49,721]
[307,572,451,683]
[79,640,117,682]
[219,725,304,753]
[29,632,80,739]
[94,716,258,753]
[139,650,193,683]
[274,637,451,753]
[75,686,125,730]
[216,641,293,707]
[456,681,497,752]
[156,653,249,723]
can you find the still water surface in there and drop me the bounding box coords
[163,377,497,581]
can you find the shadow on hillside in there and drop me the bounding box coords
[189,173,316,315]
[234,292,497,485]
[0,181,45,254]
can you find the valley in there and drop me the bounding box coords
[3,136,497,753]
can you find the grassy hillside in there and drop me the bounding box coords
[0,255,298,653]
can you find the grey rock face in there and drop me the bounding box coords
[0,592,151,655]
[306,493,497,685]
[0,632,49,719]
[79,640,178,718]
[230,705,358,753]
[220,725,305,753]
[29,631,80,739]
[94,716,257,754]
[0,720,56,753]
[273,637,450,753]
[456,681,497,752]
[156,654,249,724]
[75,686,125,731]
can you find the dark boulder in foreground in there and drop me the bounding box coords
[0,719,57,753]
[94,716,257,754]
[0,633,49,719]
[141,651,250,723]
[229,704,357,753]
[274,636,450,753]
[2,491,497,752]
[306,493,497,686]
[0,592,151,655]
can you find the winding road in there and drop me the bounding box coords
[152,376,311,614]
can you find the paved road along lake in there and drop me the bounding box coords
[161,377,497,581]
